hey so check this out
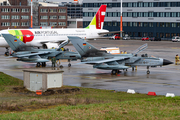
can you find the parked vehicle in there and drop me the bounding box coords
[110,34,120,40]
[150,37,161,41]
[172,36,180,42]
[123,34,130,40]
[142,37,149,41]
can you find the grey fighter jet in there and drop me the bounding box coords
[68,36,173,75]
[2,34,81,67]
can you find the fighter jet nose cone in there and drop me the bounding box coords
[163,59,173,65]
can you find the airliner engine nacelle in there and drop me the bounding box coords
[42,43,59,49]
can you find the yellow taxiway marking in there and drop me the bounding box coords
[171,47,180,49]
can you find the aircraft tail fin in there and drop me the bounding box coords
[2,34,26,51]
[85,5,107,30]
[68,36,99,57]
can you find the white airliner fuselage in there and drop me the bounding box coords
[0,28,109,47]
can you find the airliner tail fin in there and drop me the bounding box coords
[86,5,107,30]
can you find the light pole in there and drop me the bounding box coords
[120,0,123,39]
[31,0,33,28]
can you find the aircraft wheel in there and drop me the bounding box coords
[37,62,41,67]
[68,63,71,67]
[4,52,9,56]
[147,70,150,74]
[111,70,117,75]
[60,65,63,68]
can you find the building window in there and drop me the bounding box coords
[59,9,66,13]
[89,12,94,17]
[160,23,165,27]
[40,22,48,26]
[112,12,117,17]
[138,22,143,27]
[149,32,153,37]
[172,12,176,17]
[21,22,29,26]
[123,22,127,27]
[166,23,171,27]
[149,22,153,27]
[166,12,170,17]
[40,9,48,13]
[108,22,112,26]
[138,2,143,7]
[123,12,127,17]
[59,16,66,19]
[49,9,57,13]
[40,16,48,19]
[22,9,29,12]
[172,23,176,27]
[144,12,148,17]
[58,22,66,26]
[107,12,112,17]
[177,23,180,27]
[21,16,29,19]
[149,12,153,17]
[166,33,170,38]
[1,8,9,12]
[160,33,164,38]
[144,22,148,27]
[11,22,19,26]
[133,22,137,27]
[1,15,10,19]
[1,22,10,26]
[112,22,117,26]
[149,2,154,7]
[11,8,19,12]
[49,16,57,19]
[127,12,132,17]
[12,15,20,19]
[160,12,165,17]
[144,2,148,7]
[133,12,137,17]
[128,3,132,7]
[139,12,143,17]
[50,22,57,26]
[133,3,137,7]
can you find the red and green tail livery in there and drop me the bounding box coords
[8,30,34,43]
[86,5,107,29]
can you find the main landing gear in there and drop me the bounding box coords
[59,59,71,68]
[111,69,121,75]
[147,66,150,74]
[36,62,46,67]
[4,47,9,56]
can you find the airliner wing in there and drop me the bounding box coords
[98,31,124,35]
[78,57,130,64]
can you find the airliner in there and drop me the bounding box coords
[0,5,115,55]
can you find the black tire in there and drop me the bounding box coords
[5,52,9,56]
[68,63,71,67]
[60,65,63,68]
[111,70,117,75]
[147,70,150,74]
[37,62,41,67]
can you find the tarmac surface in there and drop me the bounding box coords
[0,39,180,96]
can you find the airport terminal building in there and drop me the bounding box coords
[83,0,180,38]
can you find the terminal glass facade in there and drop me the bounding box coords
[83,0,180,39]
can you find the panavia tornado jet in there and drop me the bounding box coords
[68,36,173,75]
[2,34,81,67]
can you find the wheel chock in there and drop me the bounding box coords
[147,91,156,96]
[166,93,175,97]
[127,89,135,94]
